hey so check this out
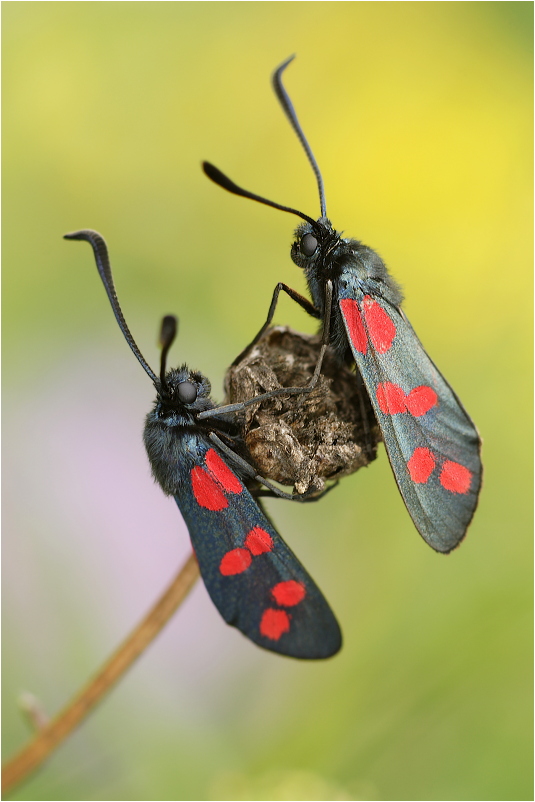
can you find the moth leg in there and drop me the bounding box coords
[208,433,323,502]
[304,278,333,390]
[231,281,320,367]
[198,282,334,421]
[197,381,322,419]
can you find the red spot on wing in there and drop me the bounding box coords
[219,548,252,576]
[377,382,406,414]
[362,296,396,353]
[244,527,273,555]
[271,580,306,607]
[376,383,437,416]
[205,449,242,494]
[439,461,472,494]
[407,447,436,484]
[405,386,438,416]
[259,608,291,640]
[191,466,228,510]
[340,298,367,354]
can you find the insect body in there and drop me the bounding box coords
[203,57,482,554]
[65,230,341,659]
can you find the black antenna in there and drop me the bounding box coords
[64,229,158,383]
[159,315,177,391]
[202,162,319,230]
[273,55,327,218]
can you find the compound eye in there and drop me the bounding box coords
[300,233,318,257]
[177,381,197,404]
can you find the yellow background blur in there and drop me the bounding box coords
[3,3,532,800]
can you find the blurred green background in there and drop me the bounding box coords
[3,3,532,800]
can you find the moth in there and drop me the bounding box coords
[203,57,482,554]
[64,229,341,658]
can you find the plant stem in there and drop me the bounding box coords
[2,553,200,796]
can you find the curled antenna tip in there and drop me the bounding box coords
[63,229,102,244]
[202,161,234,189]
[202,161,251,197]
[202,161,219,179]
[64,227,158,383]
[271,55,327,218]
[160,315,177,349]
[274,54,296,74]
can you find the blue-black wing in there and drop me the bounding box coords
[339,288,482,553]
[174,445,341,658]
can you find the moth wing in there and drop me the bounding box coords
[175,447,342,658]
[340,293,482,553]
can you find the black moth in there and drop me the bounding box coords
[64,229,341,659]
[203,56,482,554]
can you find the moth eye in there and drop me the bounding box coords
[178,381,197,404]
[300,233,318,257]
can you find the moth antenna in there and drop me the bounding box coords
[159,314,177,391]
[64,229,158,383]
[273,55,327,219]
[202,161,319,231]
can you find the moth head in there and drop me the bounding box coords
[290,219,339,271]
[155,316,212,415]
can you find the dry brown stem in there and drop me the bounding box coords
[2,553,199,796]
